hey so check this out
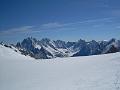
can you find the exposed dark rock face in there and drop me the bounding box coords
[1,37,120,59]
[105,45,119,54]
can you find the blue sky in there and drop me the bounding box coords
[0,0,120,43]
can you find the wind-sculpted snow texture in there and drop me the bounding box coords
[0,45,120,90]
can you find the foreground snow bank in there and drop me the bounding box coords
[0,45,120,90]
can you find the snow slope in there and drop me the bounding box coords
[0,45,120,90]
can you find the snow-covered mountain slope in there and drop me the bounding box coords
[14,37,120,59]
[0,44,33,60]
[1,45,120,90]
[16,37,70,59]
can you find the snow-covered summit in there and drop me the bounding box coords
[1,37,120,59]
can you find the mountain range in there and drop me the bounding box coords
[1,37,120,59]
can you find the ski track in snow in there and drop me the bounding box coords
[0,45,120,90]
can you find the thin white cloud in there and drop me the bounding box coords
[36,17,113,30]
[92,24,104,28]
[116,26,120,29]
[0,17,114,35]
[41,22,62,29]
[111,9,120,16]
[0,26,34,35]
[62,17,113,26]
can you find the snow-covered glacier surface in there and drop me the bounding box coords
[0,45,120,90]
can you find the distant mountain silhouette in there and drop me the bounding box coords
[1,37,120,59]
